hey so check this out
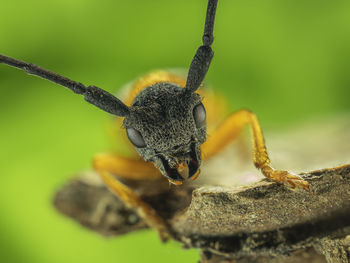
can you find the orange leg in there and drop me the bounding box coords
[202,109,309,190]
[93,154,171,241]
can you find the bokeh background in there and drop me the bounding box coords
[1,0,350,262]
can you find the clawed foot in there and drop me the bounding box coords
[262,166,310,190]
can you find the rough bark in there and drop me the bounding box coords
[54,165,350,263]
[53,117,350,263]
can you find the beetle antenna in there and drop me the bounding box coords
[185,0,218,93]
[0,54,129,117]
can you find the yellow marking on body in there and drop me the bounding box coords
[125,71,186,106]
[122,70,228,130]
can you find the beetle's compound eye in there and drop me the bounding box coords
[193,103,206,128]
[126,127,146,148]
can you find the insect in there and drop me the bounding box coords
[0,0,309,241]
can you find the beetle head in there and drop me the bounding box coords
[123,83,206,185]
[0,0,217,186]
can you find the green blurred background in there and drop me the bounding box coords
[1,0,349,262]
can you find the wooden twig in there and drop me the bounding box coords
[54,165,350,263]
[53,117,350,262]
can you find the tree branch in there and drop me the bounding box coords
[53,117,350,263]
[54,165,350,262]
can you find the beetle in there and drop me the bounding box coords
[0,0,309,241]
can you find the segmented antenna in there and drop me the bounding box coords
[0,54,129,117]
[185,0,218,93]
[1,0,218,108]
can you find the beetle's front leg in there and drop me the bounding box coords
[93,154,172,241]
[201,109,309,190]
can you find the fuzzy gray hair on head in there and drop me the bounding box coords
[124,82,206,182]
